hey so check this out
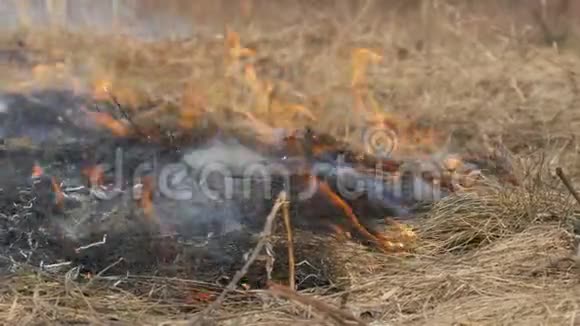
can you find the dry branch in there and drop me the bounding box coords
[267,282,367,326]
[282,199,296,290]
[187,192,288,326]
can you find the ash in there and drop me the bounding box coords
[0,89,442,287]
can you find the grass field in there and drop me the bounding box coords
[3,1,580,325]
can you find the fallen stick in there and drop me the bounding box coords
[556,167,580,206]
[187,192,288,326]
[75,234,107,253]
[40,261,72,271]
[267,282,367,326]
[282,198,296,290]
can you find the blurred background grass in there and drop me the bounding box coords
[2,1,579,42]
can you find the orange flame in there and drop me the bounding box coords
[88,112,131,137]
[178,84,207,130]
[350,48,383,119]
[224,27,255,78]
[351,48,383,89]
[92,78,113,101]
[31,63,68,87]
[383,219,417,249]
[32,163,44,178]
[83,165,104,188]
[244,64,262,91]
[140,176,155,218]
[363,111,444,157]
[226,28,256,60]
[51,177,65,209]
[276,103,316,122]
[91,76,145,109]
[243,64,314,126]
[317,180,401,251]
[186,290,215,304]
[244,64,273,114]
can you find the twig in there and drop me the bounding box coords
[282,198,296,290]
[108,91,148,139]
[40,261,72,272]
[556,167,580,206]
[509,77,526,103]
[267,282,367,326]
[265,240,275,283]
[75,234,107,253]
[188,192,288,326]
[109,92,132,122]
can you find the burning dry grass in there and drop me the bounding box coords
[1,164,579,325]
[253,176,579,325]
[3,9,580,162]
[3,1,580,325]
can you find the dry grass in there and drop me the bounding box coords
[419,159,575,253]
[3,1,580,325]
[2,174,578,325]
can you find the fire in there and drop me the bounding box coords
[224,28,256,77]
[31,63,69,88]
[178,83,208,130]
[87,111,131,137]
[383,219,417,250]
[31,163,64,209]
[317,180,404,252]
[92,78,113,101]
[90,72,148,109]
[351,48,383,89]
[185,290,215,304]
[443,155,463,172]
[244,64,273,114]
[362,111,444,157]
[271,102,316,124]
[353,89,367,114]
[82,165,104,188]
[51,177,65,209]
[236,111,280,145]
[244,63,260,89]
[225,28,256,61]
[348,47,443,157]
[243,64,315,127]
[140,176,155,219]
[32,163,44,178]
